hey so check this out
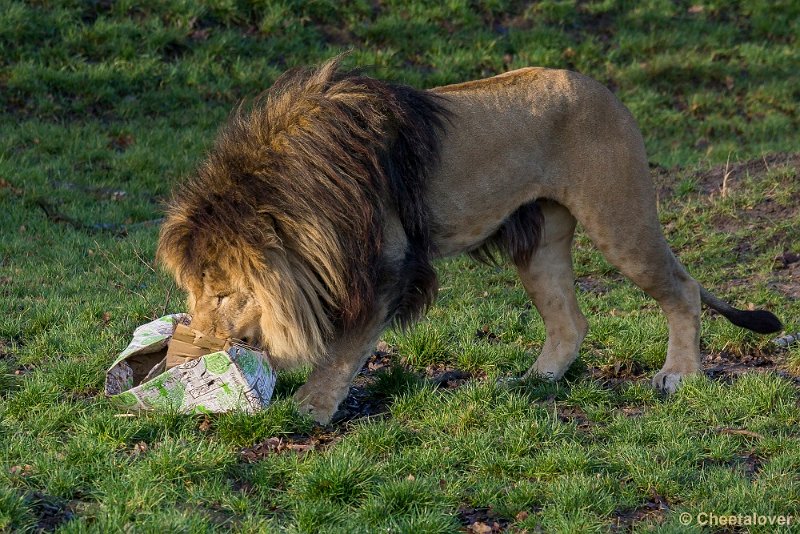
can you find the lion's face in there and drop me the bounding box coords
[185,266,263,346]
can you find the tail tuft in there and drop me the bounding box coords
[700,287,782,334]
[726,309,783,334]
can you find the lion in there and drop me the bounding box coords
[157,57,781,424]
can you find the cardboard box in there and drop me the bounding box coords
[165,323,229,369]
[105,314,275,414]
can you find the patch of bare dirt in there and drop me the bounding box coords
[459,506,511,533]
[695,153,799,196]
[25,491,78,532]
[774,251,800,269]
[239,432,341,462]
[556,404,593,431]
[610,490,670,532]
[326,342,483,424]
[332,377,393,423]
[587,360,650,389]
[364,343,393,373]
[620,405,646,418]
[425,364,474,389]
[717,250,800,302]
[769,253,800,300]
[652,153,800,200]
[534,395,597,430]
[701,444,763,481]
[730,450,763,479]
[703,349,800,388]
[576,276,611,295]
[711,197,799,234]
[475,324,501,344]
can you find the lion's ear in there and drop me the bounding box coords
[248,253,332,367]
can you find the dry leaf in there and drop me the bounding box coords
[9,464,33,477]
[0,178,23,195]
[108,133,135,152]
[718,427,764,439]
[198,416,211,432]
[725,76,735,90]
[468,521,493,534]
[190,28,211,41]
[286,443,314,453]
[131,441,148,456]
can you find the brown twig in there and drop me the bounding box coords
[34,199,87,231]
[34,198,162,236]
[91,240,151,305]
[717,427,764,440]
[132,246,157,274]
[93,240,134,281]
[161,282,176,318]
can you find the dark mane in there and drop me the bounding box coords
[468,201,544,268]
[158,56,450,342]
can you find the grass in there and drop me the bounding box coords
[1,0,799,531]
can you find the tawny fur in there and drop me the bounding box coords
[158,58,780,424]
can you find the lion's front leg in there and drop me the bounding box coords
[516,201,587,381]
[293,315,386,425]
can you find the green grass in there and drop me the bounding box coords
[1,1,799,531]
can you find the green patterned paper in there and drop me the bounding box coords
[105,314,276,414]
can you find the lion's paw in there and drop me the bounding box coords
[293,386,337,426]
[524,358,571,381]
[652,370,685,394]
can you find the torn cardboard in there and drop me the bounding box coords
[105,314,276,414]
[165,323,229,369]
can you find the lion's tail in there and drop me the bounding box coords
[700,287,782,334]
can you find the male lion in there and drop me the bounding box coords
[157,57,781,424]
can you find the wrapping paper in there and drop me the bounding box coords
[105,314,276,414]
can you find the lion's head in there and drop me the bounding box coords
[156,57,448,368]
[156,188,338,368]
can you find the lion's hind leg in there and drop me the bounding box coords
[598,242,702,393]
[574,192,702,394]
[517,200,588,380]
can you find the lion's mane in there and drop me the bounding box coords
[157,57,449,363]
